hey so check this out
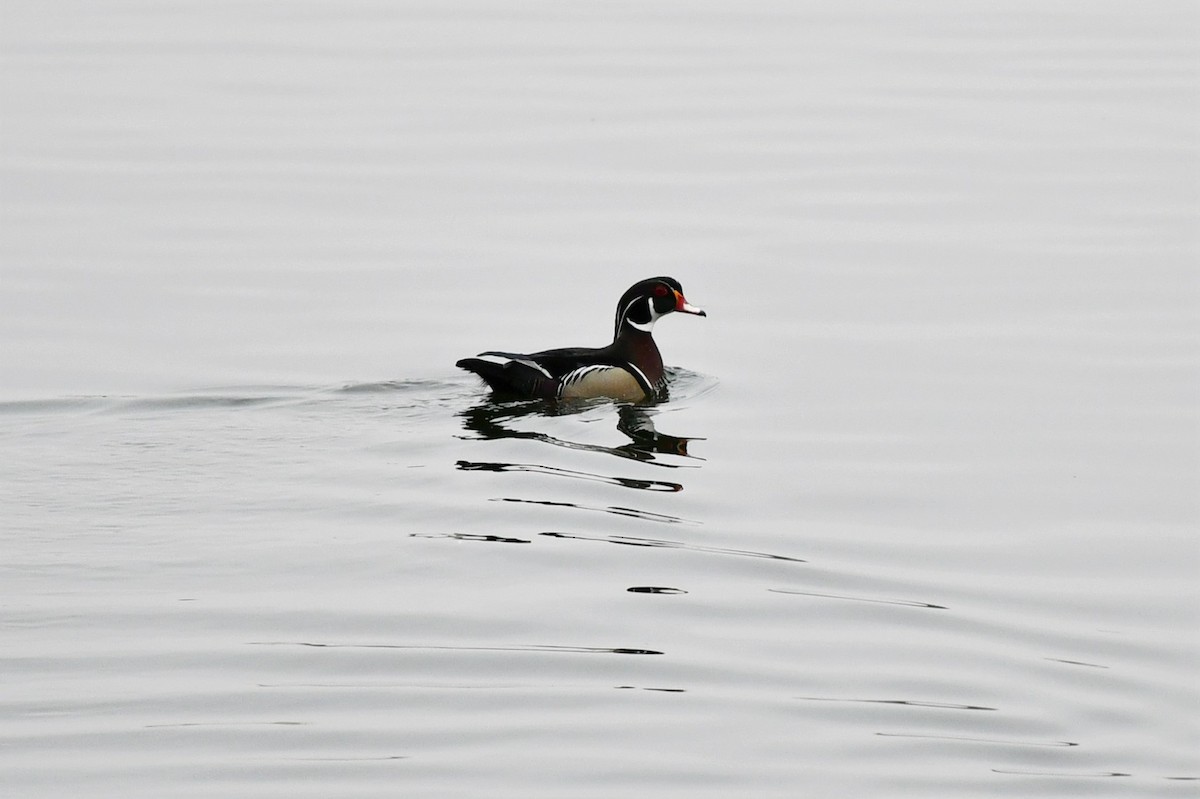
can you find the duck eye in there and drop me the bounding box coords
[653,286,669,297]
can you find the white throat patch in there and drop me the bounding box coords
[620,297,659,333]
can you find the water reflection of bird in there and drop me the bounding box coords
[457,277,705,401]
[458,401,701,464]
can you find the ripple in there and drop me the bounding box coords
[876,732,1078,748]
[0,380,474,419]
[659,367,721,404]
[457,459,683,492]
[145,720,307,728]
[280,755,409,762]
[0,390,303,416]
[991,769,1131,777]
[337,378,462,394]
[494,497,699,524]
[1044,657,1109,669]
[249,641,663,655]
[542,531,805,562]
[0,396,110,415]
[798,696,995,711]
[769,587,946,609]
[410,532,532,544]
[110,393,300,412]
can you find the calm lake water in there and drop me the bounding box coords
[2,1,1197,796]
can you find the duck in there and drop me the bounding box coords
[457,276,706,401]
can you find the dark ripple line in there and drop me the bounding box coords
[248,641,662,655]
[770,588,945,609]
[1045,656,1109,669]
[258,682,534,690]
[338,378,459,394]
[877,732,1078,747]
[145,720,306,728]
[1,379,462,418]
[411,532,531,544]
[493,497,698,524]
[281,756,409,762]
[0,397,109,415]
[111,394,296,412]
[455,429,695,468]
[0,392,298,416]
[457,459,683,492]
[799,696,995,711]
[542,531,805,562]
[992,769,1131,778]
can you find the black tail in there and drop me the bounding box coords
[457,357,555,399]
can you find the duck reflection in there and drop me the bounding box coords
[457,398,702,467]
[457,461,684,493]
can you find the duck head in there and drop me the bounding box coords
[614,276,706,336]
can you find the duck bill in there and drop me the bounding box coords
[674,291,707,317]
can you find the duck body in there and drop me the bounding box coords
[457,276,705,402]
[460,332,661,402]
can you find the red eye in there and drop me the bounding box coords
[653,286,669,297]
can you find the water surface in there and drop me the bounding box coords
[2,1,1197,796]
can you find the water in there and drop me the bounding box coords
[2,1,1197,796]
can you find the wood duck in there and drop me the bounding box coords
[457,276,706,401]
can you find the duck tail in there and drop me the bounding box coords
[457,357,555,399]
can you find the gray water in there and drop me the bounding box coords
[2,2,1197,796]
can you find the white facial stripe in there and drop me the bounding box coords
[619,295,660,333]
[624,361,653,394]
[617,297,640,328]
